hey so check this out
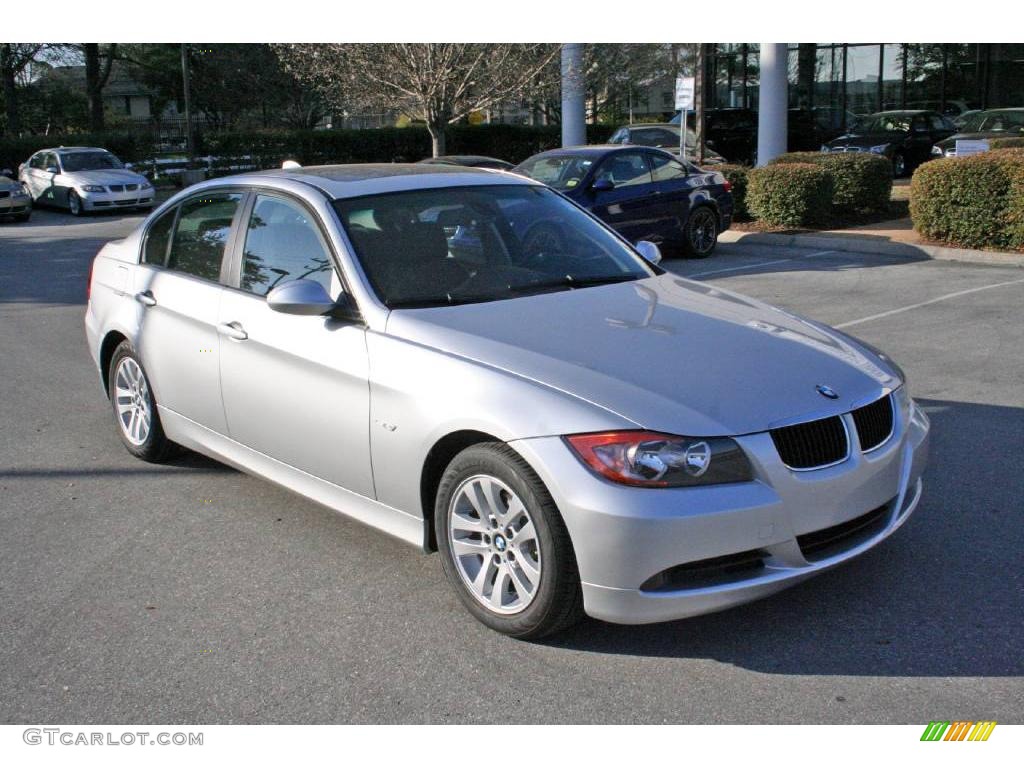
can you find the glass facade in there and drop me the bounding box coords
[708,43,1024,132]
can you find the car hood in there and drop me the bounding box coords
[0,177,22,192]
[828,132,906,147]
[61,168,148,186]
[386,275,901,436]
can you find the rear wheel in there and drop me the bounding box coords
[435,443,584,639]
[683,206,719,258]
[108,341,175,462]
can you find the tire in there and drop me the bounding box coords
[892,152,907,178]
[68,190,84,216]
[107,341,176,462]
[15,212,30,223]
[435,442,584,639]
[683,206,719,258]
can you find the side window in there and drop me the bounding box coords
[142,207,176,265]
[609,128,628,144]
[166,192,243,282]
[240,195,335,297]
[649,154,689,182]
[595,152,652,188]
[29,153,43,170]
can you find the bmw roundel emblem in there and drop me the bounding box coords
[816,384,840,399]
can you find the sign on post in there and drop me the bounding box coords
[675,76,695,159]
[955,139,990,157]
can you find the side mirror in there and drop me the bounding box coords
[46,166,59,175]
[267,279,339,316]
[635,240,662,266]
[591,177,615,192]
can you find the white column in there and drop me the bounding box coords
[561,44,586,148]
[757,43,789,166]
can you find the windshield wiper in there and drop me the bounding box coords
[507,274,639,296]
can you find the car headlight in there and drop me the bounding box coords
[140,179,153,189]
[565,431,754,487]
[820,145,831,152]
[13,186,28,197]
[80,185,106,193]
[869,144,889,154]
[931,146,944,156]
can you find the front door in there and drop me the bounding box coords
[587,150,660,243]
[217,192,374,498]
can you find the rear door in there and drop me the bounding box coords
[216,191,374,497]
[587,150,660,242]
[133,190,246,434]
[648,152,701,241]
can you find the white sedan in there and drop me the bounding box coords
[19,147,154,216]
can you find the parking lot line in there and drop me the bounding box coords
[835,277,1024,329]
[688,250,836,279]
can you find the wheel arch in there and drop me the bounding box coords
[99,330,129,396]
[419,429,506,552]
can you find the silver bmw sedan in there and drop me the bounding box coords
[84,163,929,639]
[20,146,155,215]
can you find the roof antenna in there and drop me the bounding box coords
[282,160,302,170]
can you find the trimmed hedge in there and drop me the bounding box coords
[768,151,893,213]
[910,150,1024,250]
[715,164,750,220]
[989,137,1024,150]
[747,163,834,227]
[1,123,617,174]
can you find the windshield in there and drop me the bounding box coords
[60,151,124,172]
[333,184,655,309]
[853,114,912,133]
[514,155,594,191]
[962,110,1024,133]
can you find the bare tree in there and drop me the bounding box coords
[1,44,46,135]
[274,44,559,156]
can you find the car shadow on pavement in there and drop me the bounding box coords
[543,397,1024,678]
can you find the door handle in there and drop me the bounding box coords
[217,321,248,341]
[135,290,157,307]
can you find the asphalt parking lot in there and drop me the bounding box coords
[1,206,1022,724]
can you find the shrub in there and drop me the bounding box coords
[747,163,834,227]
[768,151,892,213]
[715,164,750,220]
[989,137,1024,150]
[910,151,1024,250]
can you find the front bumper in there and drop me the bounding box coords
[512,395,930,625]
[79,188,154,211]
[0,193,31,216]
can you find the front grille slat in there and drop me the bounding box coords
[852,394,894,452]
[797,502,891,560]
[770,415,848,470]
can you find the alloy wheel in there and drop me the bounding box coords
[447,474,542,614]
[114,357,152,446]
[69,192,81,216]
[689,209,717,254]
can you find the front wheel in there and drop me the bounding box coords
[683,206,719,258]
[892,152,907,178]
[435,443,583,639]
[68,190,84,216]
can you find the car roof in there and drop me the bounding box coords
[620,123,679,130]
[36,147,111,154]
[238,163,535,199]
[866,110,931,117]
[523,144,665,161]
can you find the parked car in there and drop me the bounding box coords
[931,108,1024,157]
[418,155,515,170]
[515,145,732,257]
[822,110,955,176]
[951,109,984,131]
[906,99,975,118]
[85,163,929,638]
[18,147,155,216]
[0,170,31,222]
[607,123,726,165]
[672,108,758,164]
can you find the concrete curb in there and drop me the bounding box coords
[719,229,1024,268]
